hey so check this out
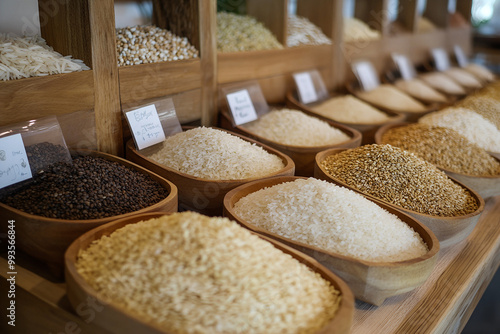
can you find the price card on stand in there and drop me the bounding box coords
[454,45,469,68]
[226,89,259,125]
[391,53,416,81]
[352,61,380,91]
[431,48,451,71]
[293,70,328,104]
[0,134,32,189]
[126,104,166,150]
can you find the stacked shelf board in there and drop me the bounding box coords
[1,195,499,333]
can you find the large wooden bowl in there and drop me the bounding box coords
[375,122,500,198]
[65,212,355,334]
[125,127,294,216]
[345,81,439,123]
[223,176,440,306]
[218,109,362,176]
[314,148,485,249]
[0,150,178,270]
[285,91,405,145]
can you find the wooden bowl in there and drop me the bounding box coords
[375,122,500,198]
[223,176,440,306]
[345,81,439,122]
[218,109,362,176]
[125,127,295,216]
[285,91,405,145]
[65,212,355,334]
[314,148,485,249]
[0,150,178,270]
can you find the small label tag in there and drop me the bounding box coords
[294,72,319,104]
[226,89,258,125]
[454,45,468,68]
[126,104,166,150]
[431,48,451,71]
[352,61,380,91]
[0,134,33,189]
[392,53,416,80]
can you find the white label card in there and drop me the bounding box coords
[0,134,32,189]
[392,53,416,80]
[226,89,258,125]
[454,45,468,68]
[431,48,451,71]
[352,61,380,91]
[293,72,318,104]
[126,104,166,150]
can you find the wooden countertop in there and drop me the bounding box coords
[1,195,500,333]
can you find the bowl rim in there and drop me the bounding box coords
[223,175,440,268]
[315,147,486,220]
[126,126,295,184]
[0,149,178,224]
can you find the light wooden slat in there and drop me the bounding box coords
[199,0,217,126]
[118,59,202,105]
[397,0,419,33]
[354,0,390,35]
[88,0,123,156]
[0,71,94,127]
[423,0,450,29]
[246,0,288,45]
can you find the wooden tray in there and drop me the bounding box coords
[65,212,355,334]
[218,109,362,176]
[125,127,294,216]
[223,176,440,306]
[375,122,500,198]
[314,148,485,249]
[285,91,405,145]
[345,81,439,123]
[0,150,178,271]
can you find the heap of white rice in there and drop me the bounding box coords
[417,17,437,33]
[0,33,89,81]
[419,107,500,153]
[76,212,341,334]
[233,178,428,262]
[444,68,483,89]
[148,127,285,180]
[242,109,350,146]
[311,95,392,124]
[419,72,466,95]
[343,17,381,42]
[356,84,427,112]
[287,15,332,47]
[394,78,448,104]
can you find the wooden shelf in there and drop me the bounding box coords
[1,195,499,333]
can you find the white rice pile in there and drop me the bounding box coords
[76,212,341,334]
[444,68,483,89]
[394,78,448,104]
[148,127,285,180]
[356,84,427,113]
[343,17,381,42]
[311,95,392,124]
[287,15,331,47]
[0,34,89,81]
[465,63,495,82]
[419,72,466,95]
[419,107,500,152]
[417,17,437,32]
[233,178,428,262]
[242,109,350,147]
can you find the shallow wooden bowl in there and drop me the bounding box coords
[223,176,440,306]
[218,109,362,176]
[65,212,355,334]
[0,150,178,270]
[375,122,500,198]
[345,81,439,123]
[285,91,405,145]
[314,148,485,249]
[125,127,294,216]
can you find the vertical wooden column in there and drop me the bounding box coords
[199,0,217,126]
[354,0,390,35]
[397,0,419,32]
[456,0,473,22]
[424,0,451,28]
[246,0,288,45]
[88,0,123,155]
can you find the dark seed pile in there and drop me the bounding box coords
[2,155,168,220]
[25,142,72,174]
[381,124,500,176]
[321,144,479,217]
